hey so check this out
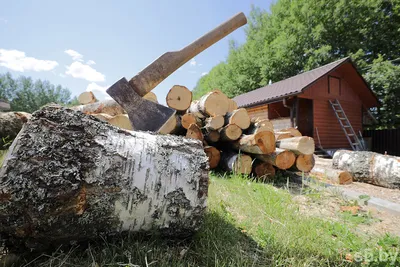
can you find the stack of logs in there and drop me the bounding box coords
[73,86,316,181]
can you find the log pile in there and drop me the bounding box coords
[160,88,316,179]
[70,88,316,180]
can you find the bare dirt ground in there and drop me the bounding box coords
[293,189,400,237]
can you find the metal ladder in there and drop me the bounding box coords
[329,99,364,151]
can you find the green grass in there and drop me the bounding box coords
[4,173,400,266]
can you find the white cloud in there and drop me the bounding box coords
[0,49,58,72]
[64,49,83,61]
[190,58,197,66]
[66,61,105,82]
[201,72,208,76]
[86,82,112,100]
[59,73,66,78]
[86,60,96,65]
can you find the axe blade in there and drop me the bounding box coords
[106,77,176,132]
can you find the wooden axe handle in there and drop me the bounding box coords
[130,12,247,96]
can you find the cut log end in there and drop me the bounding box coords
[225,108,251,130]
[143,92,158,103]
[186,123,204,141]
[78,91,97,105]
[253,161,275,181]
[166,85,192,111]
[204,146,221,169]
[198,91,229,116]
[219,124,242,141]
[205,115,224,130]
[295,154,315,172]
[276,136,315,155]
[204,130,220,143]
[234,131,275,154]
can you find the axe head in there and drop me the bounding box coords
[106,78,176,132]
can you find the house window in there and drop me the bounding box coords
[328,76,341,96]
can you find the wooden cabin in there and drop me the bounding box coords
[234,57,379,152]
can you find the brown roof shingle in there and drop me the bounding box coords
[234,57,350,107]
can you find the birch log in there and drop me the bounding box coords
[166,85,192,112]
[224,108,251,130]
[198,91,229,117]
[292,154,315,172]
[256,148,296,170]
[232,131,275,154]
[204,146,221,169]
[332,150,400,188]
[219,124,242,141]
[204,115,224,130]
[311,166,353,185]
[181,113,202,129]
[276,136,315,155]
[0,112,31,149]
[72,99,125,116]
[245,119,274,134]
[78,91,97,104]
[0,106,209,251]
[219,151,252,174]
[143,92,158,103]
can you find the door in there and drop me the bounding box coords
[297,98,313,137]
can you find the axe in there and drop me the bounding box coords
[107,12,247,133]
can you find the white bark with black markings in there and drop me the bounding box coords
[0,106,209,251]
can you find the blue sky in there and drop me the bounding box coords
[0,0,272,104]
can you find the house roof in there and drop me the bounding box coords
[233,57,378,108]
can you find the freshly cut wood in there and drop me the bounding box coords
[0,106,209,250]
[225,108,251,130]
[256,148,296,170]
[92,113,133,131]
[203,130,220,143]
[311,166,353,185]
[293,154,315,172]
[219,124,242,141]
[198,91,229,116]
[0,111,31,149]
[252,161,275,180]
[275,131,293,140]
[227,99,238,113]
[246,119,274,134]
[158,115,183,135]
[280,127,302,137]
[166,85,192,111]
[186,123,204,141]
[332,150,400,188]
[233,131,275,154]
[78,91,97,105]
[204,115,224,130]
[204,146,221,169]
[188,100,205,119]
[72,99,125,116]
[143,91,158,103]
[181,113,202,129]
[276,136,315,155]
[220,151,252,174]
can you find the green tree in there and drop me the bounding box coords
[193,0,400,128]
[0,72,73,113]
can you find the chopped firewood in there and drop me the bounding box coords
[166,85,192,112]
[292,154,315,172]
[143,91,158,103]
[252,161,276,180]
[219,124,242,141]
[233,131,275,154]
[204,115,224,130]
[333,150,400,188]
[188,100,206,119]
[225,108,251,130]
[181,113,202,129]
[158,115,183,135]
[311,166,353,185]
[186,123,204,141]
[78,91,97,105]
[71,99,125,116]
[204,146,221,169]
[227,99,238,113]
[92,113,133,130]
[246,119,274,134]
[197,91,229,116]
[220,151,252,174]
[203,129,220,143]
[280,127,302,137]
[274,131,293,140]
[256,148,296,170]
[276,136,315,155]
[0,105,209,250]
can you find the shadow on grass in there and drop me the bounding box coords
[3,211,266,267]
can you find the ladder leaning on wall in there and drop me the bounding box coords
[329,99,364,151]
